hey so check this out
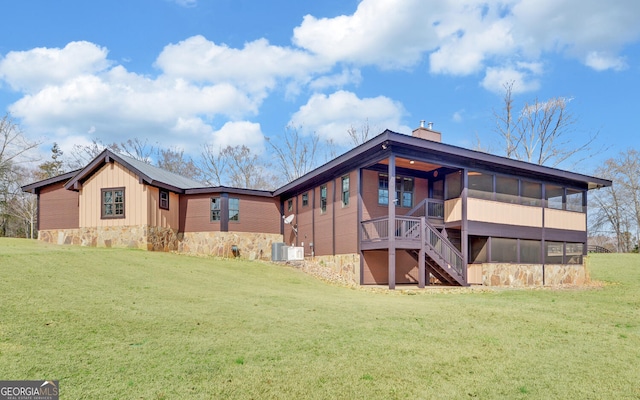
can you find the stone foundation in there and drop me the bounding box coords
[39,228,281,261]
[177,231,282,261]
[480,262,587,287]
[296,254,361,285]
[39,226,179,251]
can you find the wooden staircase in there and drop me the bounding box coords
[408,219,467,286]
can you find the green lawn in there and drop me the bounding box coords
[1,238,639,399]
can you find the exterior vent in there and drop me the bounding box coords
[412,121,442,142]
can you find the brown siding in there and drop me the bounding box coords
[180,193,220,233]
[335,172,357,254]
[38,183,79,230]
[180,193,280,234]
[232,194,280,234]
[362,250,419,284]
[296,192,313,255]
[314,182,334,256]
[362,169,429,220]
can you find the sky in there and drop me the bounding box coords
[0,0,639,175]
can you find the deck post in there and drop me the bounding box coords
[388,154,396,290]
[419,216,426,288]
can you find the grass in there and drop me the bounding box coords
[1,238,639,399]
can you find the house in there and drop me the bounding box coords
[22,126,612,288]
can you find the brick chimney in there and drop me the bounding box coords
[412,120,441,142]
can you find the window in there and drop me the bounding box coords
[398,177,414,207]
[211,197,240,221]
[546,185,564,210]
[495,176,519,204]
[211,198,221,221]
[566,189,584,212]
[432,180,444,200]
[378,175,389,205]
[520,240,541,264]
[229,198,240,222]
[491,238,518,263]
[378,174,414,207]
[159,189,169,210]
[101,188,125,219]
[445,171,462,200]
[287,199,293,212]
[468,172,493,200]
[341,176,350,206]
[521,181,542,207]
[545,241,564,264]
[302,192,309,207]
[320,185,327,213]
[566,243,583,264]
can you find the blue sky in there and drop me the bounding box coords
[0,0,639,174]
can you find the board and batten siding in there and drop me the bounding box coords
[38,182,79,230]
[148,187,179,229]
[79,161,148,228]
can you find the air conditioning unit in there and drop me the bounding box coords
[271,242,286,262]
[285,246,304,261]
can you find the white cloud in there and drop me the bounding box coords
[308,68,362,91]
[289,91,408,145]
[209,121,265,155]
[481,62,543,94]
[155,35,325,96]
[0,41,110,93]
[510,0,640,69]
[584,52,628,72]
[293,0,444,69]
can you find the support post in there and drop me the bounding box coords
[419,216,426,288]
[388,154,396,290]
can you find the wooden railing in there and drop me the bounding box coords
[406,198,445,219]
[361,215,464,281]
[423,221,464,277]
[361,216,422,242]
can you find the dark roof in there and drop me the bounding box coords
[185,186,274,197]
[21,169,81,193]
[63,149,205,193]
[24,129,612,197]
[274,130,612,196]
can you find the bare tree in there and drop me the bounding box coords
[114,138,156,162]
[591,149,640,252]
[156,147,202,181]
[7,166,38,238]
[200,144,227,186]
[68,139,108,169]
[493,81,520,158]
[0,114,40,237]
[0,114,40,174]
[200,145,276,190]
[492,82,599,167]
[347,118,375,146]
[265,126,319,183]
[222,145,276,190]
